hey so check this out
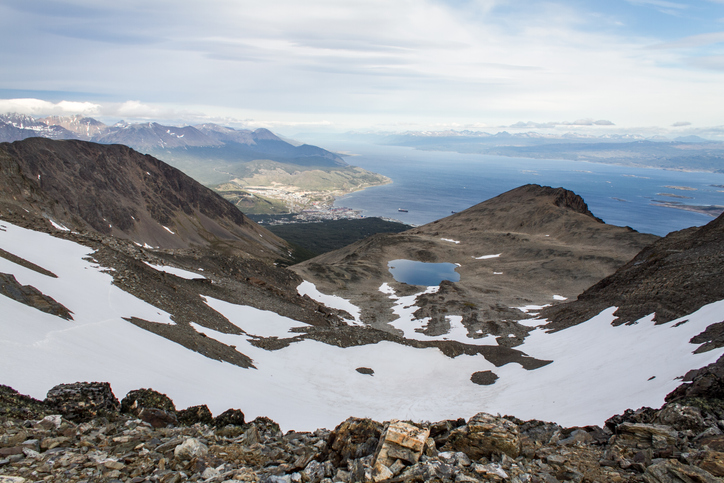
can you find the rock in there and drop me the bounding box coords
[302,460,326,483]
[0,477,26,483]
[443,413,521,459]
[138,407,178,428]
[177,404,213,426]
[174,437,208,459]
[371,460,393,482]
[558,429,594,446]
[605,407,658,432]
[121,388,176,416]
[470,370,498,385]
[655,403,707,433]
[643,459,720,483]
[44,382,120,421]
[615,423,678,448]
[373,420,430,468]
[473,462,509,479]
[214,408,245,427]
[324,417,383,467]
[694,450,724,477]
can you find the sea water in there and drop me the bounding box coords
[332,143,724,236]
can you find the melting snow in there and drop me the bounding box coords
[48,220,70,232]
[297,281,362,326]
[2,221,724,432]
[144,263,206,280]
[474,253,502,260]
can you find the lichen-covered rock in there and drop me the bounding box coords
[324,417,383,467]
[214,408,245,427]
[443,412,521,459]
[44,382,119,421]
[177,404,213,426]
[655,403,707,433]
[120,388,176,415]
[0,385,51,420]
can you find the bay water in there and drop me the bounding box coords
[332,143,724,236]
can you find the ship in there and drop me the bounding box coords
[398,208,408,212]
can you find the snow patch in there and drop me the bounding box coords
[553,295,567,301]
[48,220,70,232]
[144,263,206,280]
[474,253,502,260]
[162,226,175,235]
[441,238,460,244]
[297,281,362,326]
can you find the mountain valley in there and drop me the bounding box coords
[1,138,724,482]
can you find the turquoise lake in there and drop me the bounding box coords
[388,259,460,286]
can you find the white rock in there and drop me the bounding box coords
[174,437,208,459]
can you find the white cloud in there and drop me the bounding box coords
[0,98,101,116]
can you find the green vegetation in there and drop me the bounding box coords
[254,217,410,262]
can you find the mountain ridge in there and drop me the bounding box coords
[0,137,290,259]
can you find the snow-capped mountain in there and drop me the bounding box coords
[0,113,345,166]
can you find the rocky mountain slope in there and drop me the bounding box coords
[1,146,723,448]
[0,137,289,259]
[293,184,659,335]
[3,380,724,483]
[541,211,724,329]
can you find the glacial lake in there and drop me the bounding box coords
[388,259,460,286]
[329,142,724,236]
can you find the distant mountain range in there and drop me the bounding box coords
[0,113,345,167]
[325,130,724,173]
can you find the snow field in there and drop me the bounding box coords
[2,221,724,432]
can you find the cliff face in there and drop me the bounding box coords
[0,138,289,259]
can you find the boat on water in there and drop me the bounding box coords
[398,208,408,212]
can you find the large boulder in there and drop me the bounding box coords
[121,388,177,428]
[324,417,383,467]
[213,408,245,427]
[45,382,120,422]
[442,413,521,459]
[373,420,429,468]
[177,404,213,426]
[643,459,720,483]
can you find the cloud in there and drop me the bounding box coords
[625,0,688,15]
[0,98,101,116]
[651,31,724,49]
[509,119,615,129]
[672,121,691,127]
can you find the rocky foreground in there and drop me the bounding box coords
[2,375,724,483]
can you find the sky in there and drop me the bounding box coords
[0,0,723,136]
